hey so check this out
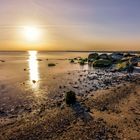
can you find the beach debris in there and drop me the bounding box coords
[48,63,56,67]
[65,91,76,105]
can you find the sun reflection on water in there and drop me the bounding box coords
[28,51,40,88]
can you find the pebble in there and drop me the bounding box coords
[32,80,36,84]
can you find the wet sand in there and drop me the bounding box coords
[0,52,140,139]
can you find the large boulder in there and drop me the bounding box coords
[115,62,128,71]
[88,53,99,62]
[93,59,112,67]
[124,53,136,57]
[115,61,134,72]
[110,53,124,61]
[99,53,109,60]
[130,57,140,66]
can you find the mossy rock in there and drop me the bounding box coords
[70,59,75,63]
[116,62,127,71]
[110,53,124,61]
[83,58,88,62]
[99,53,109,60]
[48,63,56,67]
[79,58,87,65]
[88,59,97,63]
[115,61,134,72]
[74,58,78,60]
[115,62,128,71]
[79,60,85,65]
[88,53,99,60]
[65,91,76,105]
[93,59,112,67]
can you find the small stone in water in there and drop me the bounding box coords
[32,80,36,84]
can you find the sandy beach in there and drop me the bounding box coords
[0,51,140,140]
[1,0,140,139]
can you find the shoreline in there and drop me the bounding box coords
[0,67,140,139]
[0,51,140,139]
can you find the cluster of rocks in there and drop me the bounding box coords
[69,52,140,72]
[50,69,135,111]
[88,52,140,71]
[69,57,88,65]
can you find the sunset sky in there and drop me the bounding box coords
[0,0,140,51]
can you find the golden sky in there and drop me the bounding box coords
[0,0,140,51]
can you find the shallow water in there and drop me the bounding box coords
[0,51,140,139]
[0,51,140,125]
[0,51,91,117]
[0,51,90,82]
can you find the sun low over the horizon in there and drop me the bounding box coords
[22,26,42,43]
[0,0,140,51]
[16,24,49,50]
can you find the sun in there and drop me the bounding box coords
[23,26,41,42]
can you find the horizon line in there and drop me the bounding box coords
[0,50,140,53]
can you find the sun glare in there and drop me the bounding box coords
[23,26,41,42]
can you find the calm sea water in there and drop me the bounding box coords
[0,51,139,116]
[0,51,91,83]
[0,51,90,61]
[0,51,139,84]
[0,51,91,110]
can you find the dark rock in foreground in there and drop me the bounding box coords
[65,91,76,105]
